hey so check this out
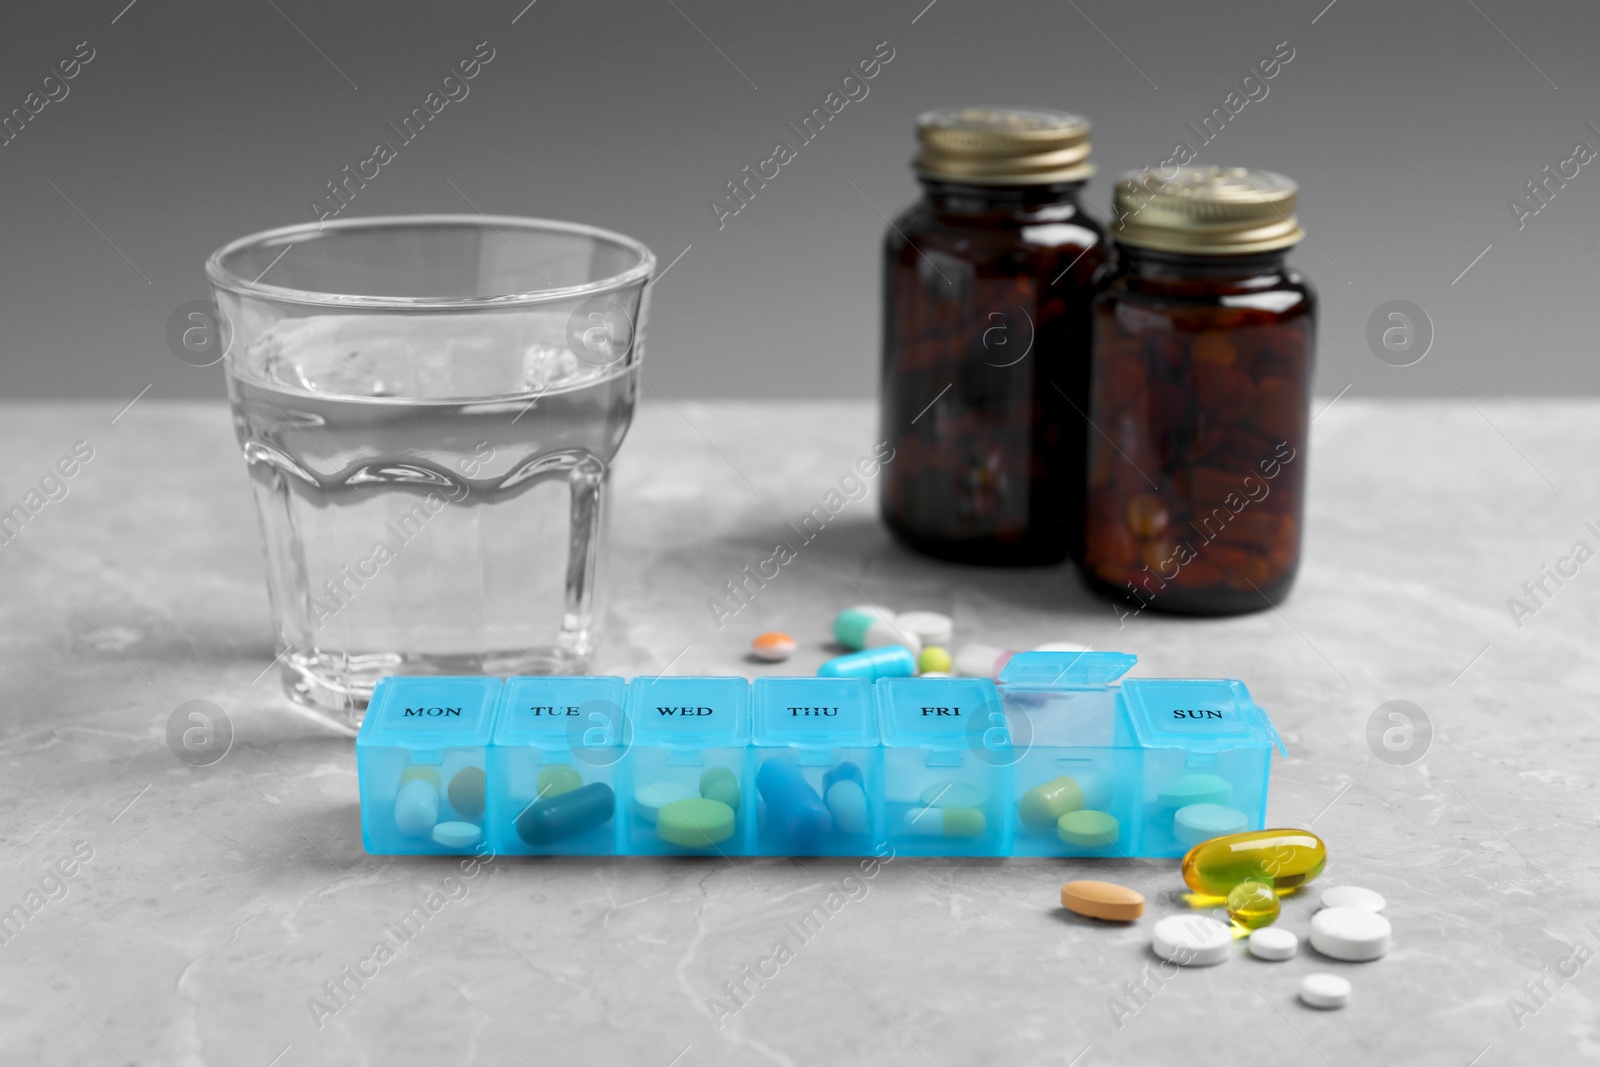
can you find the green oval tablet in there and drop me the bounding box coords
[399,766,441,789]
[447,766,486,819]
[657,798,736,848]
[699,767,741,812]
[1020,776,1085,832]
[537,765,583,798]
[1058,809,1119,848]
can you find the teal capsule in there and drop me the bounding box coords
[818,646,916,680]
[515,782,615,845]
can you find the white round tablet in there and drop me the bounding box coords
[1173,803,1249,847]
[1152,915,1233,967]
[1248,926,1299,961]
[635,781,697,823]
[1033,641,1090,653]
[431,821,482,849]
[863,617,921,655]
[1310,906,1391,961]
[1299,973,1351,1009]
[954,643,1007,678]
[1320,885,1386,913]
[897,610,954,646]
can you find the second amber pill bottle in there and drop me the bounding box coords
[1080,166,1316,616]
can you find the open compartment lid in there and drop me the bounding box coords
[998,650,1137,688]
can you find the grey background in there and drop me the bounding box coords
[2,0,1595,403]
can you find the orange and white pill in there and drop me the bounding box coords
[750,632,797,662]
[1059,880,1145,922]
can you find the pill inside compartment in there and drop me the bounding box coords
[1118,678,1279,857]
[875,676,1008,856]
[488,676,626,856]
[622,677,752,855]
[997,652,1138,858]
[751,677,880,856]
[354,676,503,856]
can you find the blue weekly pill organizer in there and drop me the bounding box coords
[355,651,1286,859]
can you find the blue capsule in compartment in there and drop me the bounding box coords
[752,677,880,855]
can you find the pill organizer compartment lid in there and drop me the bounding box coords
[876,677,1007,752]
[998,650,1137,688]
[1119,678,1288,755]
[494,676,628,750]
[752,677,877,748]
[357,676,502,748]
[626,676,751,746]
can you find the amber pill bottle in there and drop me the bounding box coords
[1080,166,1316,616]
[879,108,1107,565]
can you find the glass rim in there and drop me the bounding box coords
[205,213,657,310]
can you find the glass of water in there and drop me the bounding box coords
[207,215,655,729]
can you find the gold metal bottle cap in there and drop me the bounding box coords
[1111,166,1304,254]
[914,107,1093,185]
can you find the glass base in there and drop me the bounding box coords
[278,646,592,733]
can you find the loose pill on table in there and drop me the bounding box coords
[920,781,985,808]
[953,643,1013,678]
[1060,880,1144,922]
[821,761,863,794]
[896,610,954,646]
[1057,809,1120,848]
[536,765,583,798]
[832,605,896,650]
[902,806,985,838]
[1248,927,1299,961]
[1156,773,1234,808]
[1019,776,1086,832]
[1152,915,1233,967]
[398,766,441,790]
[1320,885,1386,913]
[750,631,797,662]
[825,780,869,835]
[1033,641,1090,653]
[757,757,832,841]
[635,781,698,823]
[515,782,615,845]
[1173,803,1249,847]
[699,766,741,812]
[431,821,481,849]
[393,778,440,836]
[1181,828,1326,896]
[1299,973,1352,1009]
[817,646,916,680]
[1310,906,1391,961]
[863,617,921,656]
[918,646,952,674]
[447,766,486,819]
[657,798,737,848]
[1226,880,1281,929]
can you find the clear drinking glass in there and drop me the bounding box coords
[207,215,655,729]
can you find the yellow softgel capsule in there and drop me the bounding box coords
[1226,880,1280,929]
[1181,828,1326,896]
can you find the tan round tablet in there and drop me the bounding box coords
[1060,880,1145,921]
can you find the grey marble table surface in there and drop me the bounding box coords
[1,398,1595,1067]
